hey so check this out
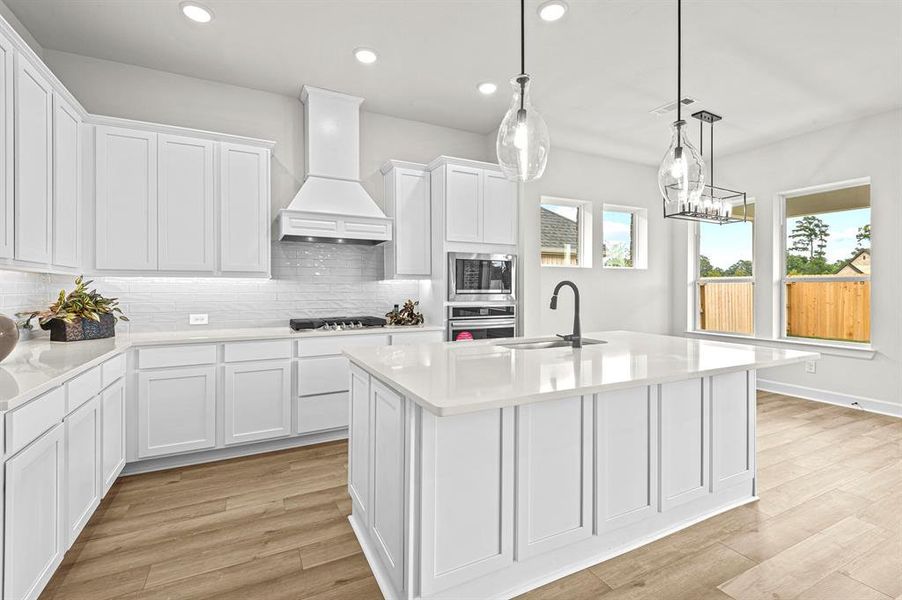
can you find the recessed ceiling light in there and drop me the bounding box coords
[354,48,378,64]
[477,82,497,96]
[537,0,568,22]
[180,1,214,23]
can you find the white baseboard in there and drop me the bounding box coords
[757,379,901,418]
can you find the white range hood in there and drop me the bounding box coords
[278,86,392,244]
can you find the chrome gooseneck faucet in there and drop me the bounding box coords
[550,280,581,348]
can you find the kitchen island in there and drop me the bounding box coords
[343,331,819,600]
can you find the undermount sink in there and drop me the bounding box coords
[497,338,606,350]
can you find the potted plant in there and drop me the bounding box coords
[17,276,129,342]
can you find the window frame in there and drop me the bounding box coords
[601,204,648,270]
[539,196,593,269]
[778,177,871,346]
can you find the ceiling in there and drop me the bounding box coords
[7,0,902,165]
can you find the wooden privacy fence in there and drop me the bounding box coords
[699,281,754,334]
[785,280,870,343]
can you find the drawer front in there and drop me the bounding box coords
[391,331,444,345]
[224,339,292,363]
[297,392,349,434]
[66,366,102,413]
[298,355,350,396]
[138,344,217,369]
[297,334,390,358]
[6,387,66,455]
[101,353,126,387]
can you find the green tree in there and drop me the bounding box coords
[699,255,723,277]
[789,216,829,260]
[724,259,752,277]
[855,224,871,251]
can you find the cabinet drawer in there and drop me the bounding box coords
[391,331,444,345]
[298,355,350,396]
[66,366,102,413]
[224,339,292,363]
[6,387,65,455]
[297,334,390,358]
[102,353,126,387]
[138,344,217,369]
[297,392,349,434]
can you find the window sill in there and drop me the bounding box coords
[686,330,877,359]
[541,263,592,269]
[602,265,647,271]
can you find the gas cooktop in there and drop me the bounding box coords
[289,316,387,332]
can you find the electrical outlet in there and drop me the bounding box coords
[805,360,817,374]
[189,314,209,325]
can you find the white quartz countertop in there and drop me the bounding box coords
[0,325,443,411]
[343,331,821,416]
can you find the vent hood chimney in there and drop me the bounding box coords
[277,86,392,244]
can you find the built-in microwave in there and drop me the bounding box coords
[448,253,516,302]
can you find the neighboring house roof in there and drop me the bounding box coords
[836,248,871,275]
[540,207,578,250]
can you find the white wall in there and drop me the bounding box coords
[520,147,670,337]
[670,109,902,413]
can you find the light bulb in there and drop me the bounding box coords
[658,120,705,211]
[496,75,550,182]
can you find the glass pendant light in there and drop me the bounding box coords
[496,0,550,182]
[658,0,705,214]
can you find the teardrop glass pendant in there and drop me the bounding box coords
[657,120,705,212]
[496,75,550,182]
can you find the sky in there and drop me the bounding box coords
[785,208,870,262]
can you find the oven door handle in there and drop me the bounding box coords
[449,319,516,329]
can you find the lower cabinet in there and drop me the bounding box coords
[4,423,65,600]
[223,360,291,445]
[100,378,126,495]
[65,397,101,547]
[297,392,349,434]
[137,366,216,458]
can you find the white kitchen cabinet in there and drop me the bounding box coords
[0,32,12,259]
[14,55,53,265]
[390,330,444,346]
[64,396,100,547]
[223,360,291,445]
[444,163,482,243]
[4,423,65,600]
[95,126,158,270]
[482,169,517,245]
[137,366,216,458]
[659,378,710,511]
[220,142,269,274]
[100,377,126,495]
[157,134,215,271]
[348,365,370,521]
[382,160,430,278]
[52,93,81,268]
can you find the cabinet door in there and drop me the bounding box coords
[52,94,80,268]
[348,365,370,521]
[659,378,710,511]
[137,367,216,458]
[220,143,268,273]
[95,126,157,270]
[394,168,430,275]
[223,360,291,445]
[482,170,517,245]
[100,378,126,495]
[158,134,214,271]
[4,423,64,600]
[0,34,13,259]
[444,164,482,243]
[14,56,53,264]
[65,396,100,547]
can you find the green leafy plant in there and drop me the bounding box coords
[16,276,129,330]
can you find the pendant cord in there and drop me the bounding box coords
[676,0,682,149]
[520,0,525,75]
[710,120,715,187]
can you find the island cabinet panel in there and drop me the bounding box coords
[369,380,406,593]
[712,371,755,490]
[348,365,371,522]
[223,360,291,445]
[100,378,126,495]
[515,396,593,559]
[420,407,515,596]
[137,367,216,458]
[597,386,657,533]
[658,378,710,511]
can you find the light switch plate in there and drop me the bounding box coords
[805,360,817,374]
[189,314,209,325]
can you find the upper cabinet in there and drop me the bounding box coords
[220,143,269,274]
[0,33,12,260]
[52,94,81,268]
[430,157,517,247]
[382,160,431,278]
[14,56,53,264]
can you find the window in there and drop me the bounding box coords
[695,203,755,335]
[602,205,647,269]
[540,197,592,267]
[782,182,870,344]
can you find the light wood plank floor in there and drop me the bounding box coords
[41,392,902,600]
